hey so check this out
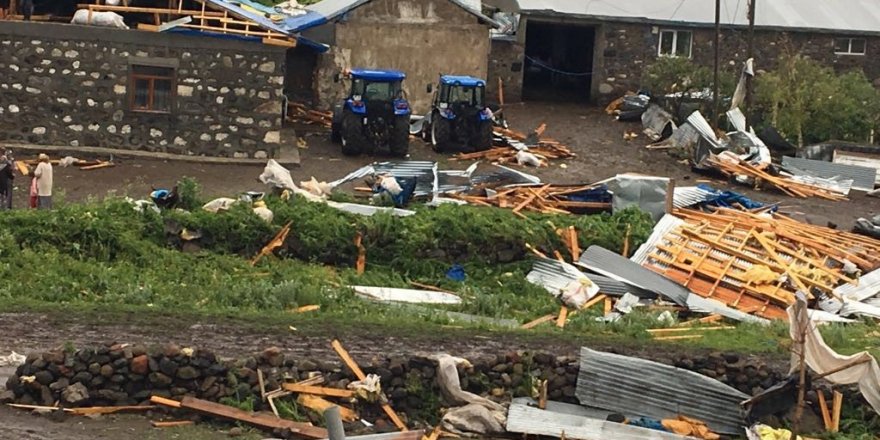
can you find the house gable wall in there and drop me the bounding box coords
[0,21,287,158]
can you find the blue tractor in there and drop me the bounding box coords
[330,69,412,157]
[422,75,494,153]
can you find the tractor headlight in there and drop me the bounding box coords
[439,102,448,109]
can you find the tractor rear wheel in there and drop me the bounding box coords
[470,119,494,152]
[340,109,364,156]
[431,113,453,153]
[389,116,410,157]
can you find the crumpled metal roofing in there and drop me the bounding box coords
[835,267,880,302]
[506,397,690,440]
[578,245,690,305]
[527,258,637,298]
[514,0,880,34]
[576,347,749,435]
[203,0,502,43]
[782,156,877,192]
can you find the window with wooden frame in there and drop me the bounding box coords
[834,37,866,55]
[658,29,693,58]
[129,63,177,113]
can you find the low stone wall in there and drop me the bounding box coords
[1,344,785,427]
[0,22,287,158]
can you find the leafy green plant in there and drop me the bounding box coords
[642,56,736,123]
[755,52,880,146]
[219,395,256,412]
[274,399,309,423]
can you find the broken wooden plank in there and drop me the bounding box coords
[521,314,556,329]
[292,305,321,313]
[297,394,358,422]
[831,391,842,432]
[68,405,154,416]
[79,161,115,171]
[331,340,407,431]
[280,384,355,399]
[653,334,704,341]
[817,390,832,431]
[647,326,735,334]
[555,306,568,328]
[581,294,607,311]
[150,395,182,408]
[251,222,291,266]
[179,396,327,438]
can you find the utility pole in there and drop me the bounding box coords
[713,0,721,127]
[745,0,756,127]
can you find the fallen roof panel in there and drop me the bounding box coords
[782,156,877,192]
[835,267,880,302]
[576,347,748,435]
[351,286,462,304]
[578,245,690,305]
[506,398,691,440]
[527,258,642,298]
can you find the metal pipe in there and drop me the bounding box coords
[746,0,756,126]
[325,406,347,440]
[713,0,721,127]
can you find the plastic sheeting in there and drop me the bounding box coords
[788,293,880,415]
[351,286,462,304]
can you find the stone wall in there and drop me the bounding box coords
[315,0,492,113]
[0,22,288,158]
[2,343,787,429]
[487,37,524,103]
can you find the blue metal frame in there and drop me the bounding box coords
[439,75,486,87]
[350,69,407,82]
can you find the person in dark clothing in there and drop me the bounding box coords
[20,0,34,21]
[0,154,14,209]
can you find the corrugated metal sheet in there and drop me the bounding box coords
[576,347,748,435]
[687,111,723,149]
[833,151,880,185]
[373,161,438,197]
[673,186,715,209]
[506,398,690,440]
[631,214,685,265]
[686,294,770,325]
[514,0,880,35]
[579,246,690,305]
[782,156,876,192]
[650,122,701,151]
[527,258,635,298]
[726,108,747,132]
[835,268,880,302]
[642,104,676,142]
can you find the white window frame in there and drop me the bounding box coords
[834,37,866,56]
[657,29,693,58]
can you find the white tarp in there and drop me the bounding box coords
[71,9,129,29]
[789,293,880,415]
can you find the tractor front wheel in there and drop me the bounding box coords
[431,113,453,153]
[470,119,494,152]
[340,110,364,156]
[389,116,410,157]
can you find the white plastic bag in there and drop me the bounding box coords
[515,150,542,167]
[202,197,237,213]
[59,156,79,167]
[71,9,129,29]
[559,278,599,309]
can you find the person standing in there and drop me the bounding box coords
[20,0,34,21]
[0,154,13,210]
[33,153,53,209]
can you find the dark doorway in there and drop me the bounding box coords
[523,21,595,102]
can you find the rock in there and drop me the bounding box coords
[723,353,740,364]
[159,358,179,377]
[490,388,505,397]
[200,376,218,392]
[113,358,128,368]
[89,377,105,388]
[49,378,70,391]
[148,357,160,372]
[43,351,66,364]
[71,371,92,384]
[35,371,54,386]
[131,346,147,357]
[298,360,318,371]
[229,427,244,437]
[177,366,200,380]
[164,344,181,358]
[131,355,149,375]
[40,385,55,406]
[96,389,127,403]
[149,372,173,387]
[100,365,114,378]
[32,357,47,369]
[261,347,283,367]
[111,374,126,384]
[492,363,508,373]
[0,390,15,404]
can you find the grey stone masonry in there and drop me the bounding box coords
[0,22,287,158]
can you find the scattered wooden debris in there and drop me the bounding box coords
[79,161,115,171]
[355,232,366,275]
[707,156,846,200]
[280,384,355,399]
[251,222,292,266]
[291,305,321,313]
[555,306,569,328]
[451,123,576,164]
[151,395,328,438]
[449,184,610,215]
[288,103,333,128]
[331,339,408,431]
[521,314,555,329]
[67,405,154,416]
[296,394,359,422]
[641,207,880,319]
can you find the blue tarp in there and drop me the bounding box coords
[696,184,774,211]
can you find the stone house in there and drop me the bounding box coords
[289,0,500,114]
[487,0,880,104]
[0,20,287,159]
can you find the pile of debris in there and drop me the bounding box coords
[452,123,577,166]
[287,102,332,129]
[448,183,611,217]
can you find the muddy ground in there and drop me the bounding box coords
[0,102,873,438]
[5,103,880,228]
